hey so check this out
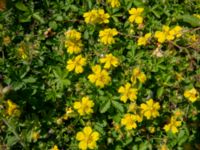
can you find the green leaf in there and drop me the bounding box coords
[6,136,19,147]
[111,100,124,113]
[178,130,188,146]
[15,2,29,11]
[49,21,58,30]
[100,99,111,113]
[19,15,32,23]
[139,141,148,150]
[157,87,164,98]
[32,12,45,24]
[23,77,37,83]
[179,15,200,27]
[12,82,24,90]
[133,0,145,7]
[132,145,138,150]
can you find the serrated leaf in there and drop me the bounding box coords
[6,136,19,147]
[112,100,124,113]
[100,99,111,113]
[23,77,37,83]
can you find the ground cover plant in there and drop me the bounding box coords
[0,0,200,149]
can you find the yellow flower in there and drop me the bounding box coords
[140,99,160,119]
[74,96,94,116]
[6,100,19,116]
[100,53,119,69]
[88,65,111,88]
[51,145,59,150]
[66,55,86,74]
[131,68,147,84]
[64,29,82,54]
[184,88,199,102]
[154,31,166,43]
[193,14,200,19]
[188,34,198,42]
[149,126,155,133]
[3,36,11,45]
[76,126,100,150]
[154,25,182,43]
[159,144,169,150]
[173,109,183,119]
[83,9,98,24]
[99,28,118,45]
[83,9,110,24]
[163,116,181,134]
[18,47,28,60]
[137,33,151,46]
[65,41,82,54]
[32,131,40,141]
[97,9,110,24]
[107,0,120,8]
[63,107,73,120]
[121,113,138,130]
[56,118,63,125]
[65,29,81,41]
[163,25,175,41]
[128,8,144,24]
[128,103,137,113]
[171,26,182,38]
[118,83,138,103]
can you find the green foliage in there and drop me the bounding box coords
[0,0,200,149]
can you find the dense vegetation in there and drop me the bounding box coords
[0,0,200,149]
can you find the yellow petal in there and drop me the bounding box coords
[79,141,87,150]
[83,126,92,136]
[76,132,85,141]
[135,16,143,24]
[91,132,99,141]
[74,102,81,109]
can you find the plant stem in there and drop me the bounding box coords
[1,118,27,149]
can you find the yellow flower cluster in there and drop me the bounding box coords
[184,88,199,102]
[76,126,99,150]
[66,55,86,74]
[131,68,147,84]
[128,8,144,24]
[100,53,119,69]
[154,25,183,43]
[99,28,118,45]
[65,29,83,54]
[137,33,151,46]
[163,116,182,134]
[118,83,138,103]
[88,65,111,88]
[6,99,20,116]
[73,96,94,116]
[83,9,110,24]
[106,0,120,8]
[140,99,160,119]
